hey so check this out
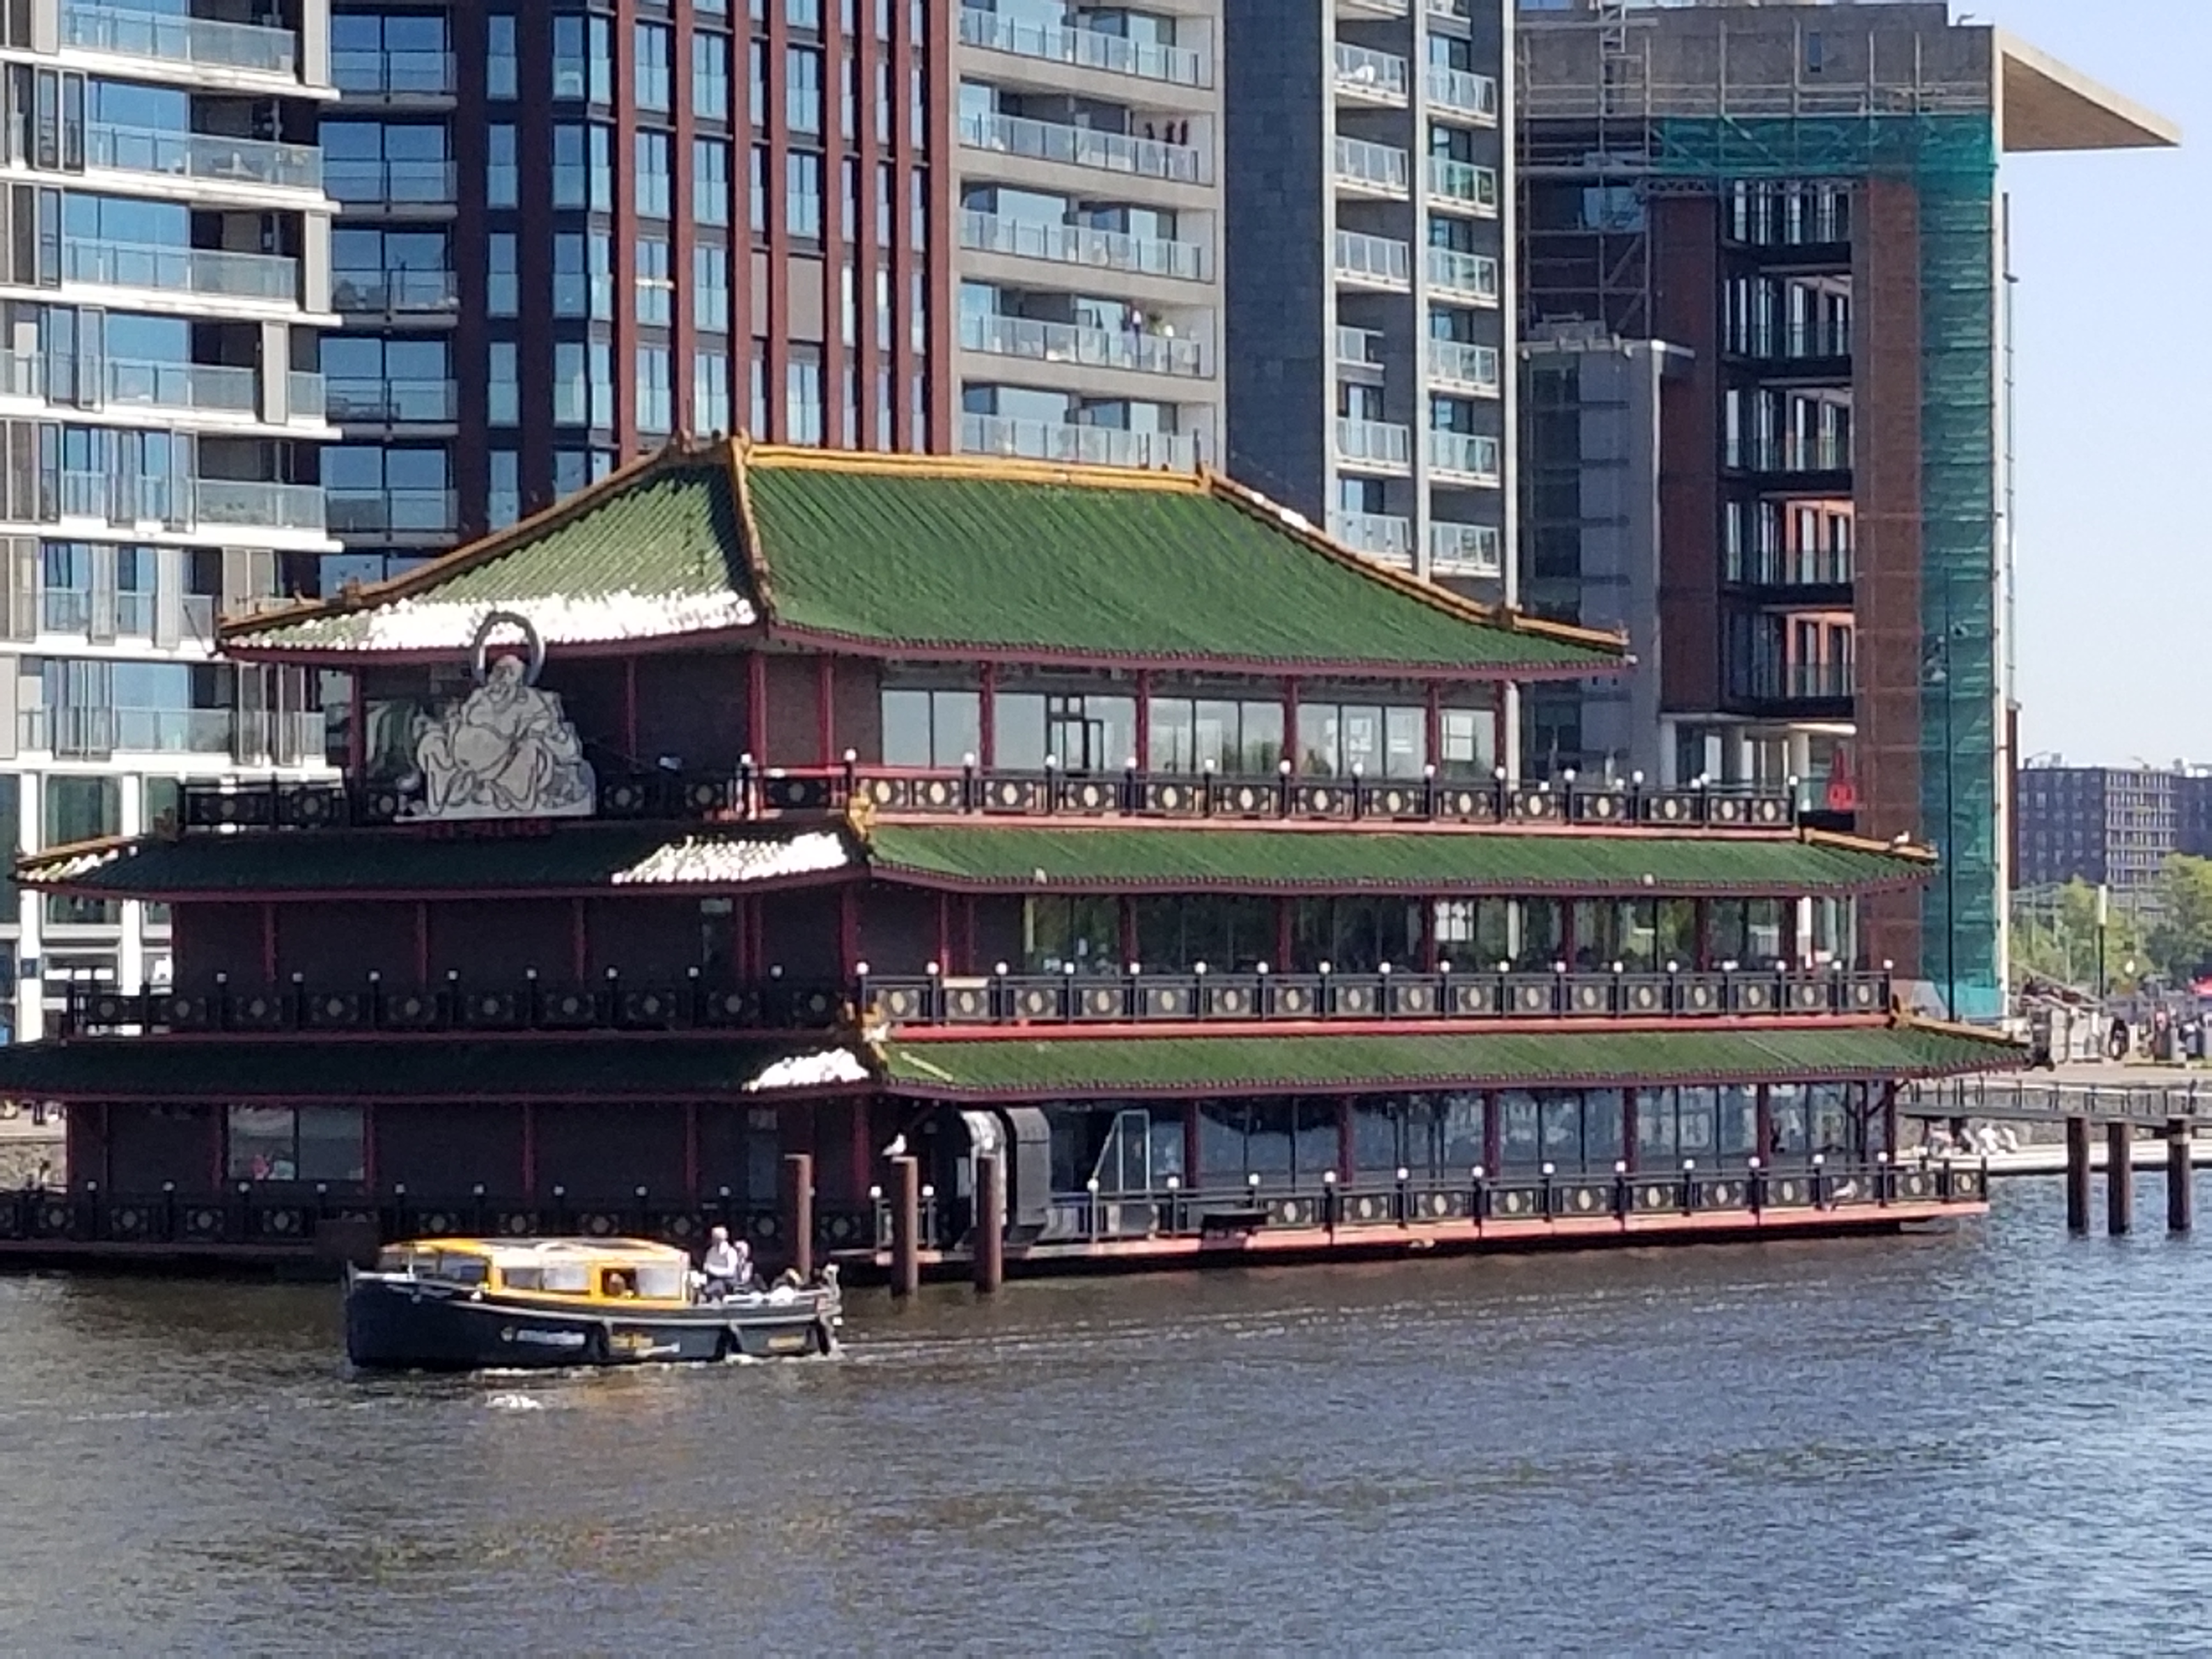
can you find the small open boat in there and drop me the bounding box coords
[345,1237,840,1372]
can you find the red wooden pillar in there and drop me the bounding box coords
[1621,1088,1639,1173]
[978,661,997,767]
[1336,1097,1355,1181]
[1694,900,1713,971]
[1134,668,1152,771]
[413,901,430,980]
[816,656,837,763]
[362,1099,378,1190]
[1424,682,1442,772]
[934,893,952,972]
[1282,676,1300,770]
[838,886,860,975]
[960,895,978,972]
[1276,898,1294,973]
[345,669,366,777]
[746,651,768,762]
[208,1107,224,1189]
[519,1101,535,1199]
[1119,895,1138,969]
[1182,1099,1201,1192]
[851,1094,874,1204]
[260,904,278,979]
[569,899,589,979]
[1755,1085,1775,1163]
[1558,902,1576,972]
[1481,1090,1502,1175]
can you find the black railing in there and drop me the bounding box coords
[862,966,1895,1026]
[876,1156,1983,1253]
[0,1181,876,1258]
[172,763,1805,836]
[59,964,1895,1039]
[1903,1075,2210,1127]
[60,974,849,1037]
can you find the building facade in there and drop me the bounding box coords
[0,439,2015,1271]
[953,0,1224,471]
[2014,763,2210,898]
[1222,0,1511,595]
[1515,0,2176,1020]
[324,0,952,589]
[0,0,341,1043]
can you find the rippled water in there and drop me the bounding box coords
[3,1178,2211,1654]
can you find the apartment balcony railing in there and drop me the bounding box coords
[959,208,1211,283]
[1427,157,1498,214]
[331,267,460,313]
[286,371,326,420]
[67,239,298,303]
[1726,546,1855,590]
[1333,41,1408,103]
[325,377,460,424]
[40,589,88,634]
[1426,247,1499,302]
[1427,431,1501,486]
[1428,339,1501,394]
[960,312,1211,379]
[1334,134,1410,196]
[957,7,1210,88]
[63,3,298,77]
[22,706,235,757]
[1336,325,1385,372]
[961,413,1201,472]
[106,356,261,415]
[1731,661,1855,706]
[1729,322,1854,363]
[958,110,1210,186]
[1726,434,1853,475]
[1328,510,1413,567]
[173,763,1809,838]
[1334,229,1410,290]
[61,467,189,524]
[1430,521,1503,579]
[1426,65,1499,122]
[195,479,326,532]
[326,488,458,535]
[324,159,459,206]
[331,48,457,95]
[1334,417,1412,472]
[1339,0,1412,18]
[86,123,321,191]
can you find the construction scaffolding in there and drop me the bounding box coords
[1517,6,2007,1017]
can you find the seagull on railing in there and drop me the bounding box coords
[884,1133,907,1159]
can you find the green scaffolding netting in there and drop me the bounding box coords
[1654,115,2004,1017]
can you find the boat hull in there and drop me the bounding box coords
[345,1274,838,1372]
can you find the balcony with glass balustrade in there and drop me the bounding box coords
[960,413,1201,471]
[67,239,301,307]
[960,312,1211,381]
[331,267,460,315]
[1334,135,1410,200]
[959,210,1212,285]
[324,379,460,426]
[1426,157,1498,217]
[324,159,458,209]
[1334,417,1412,476]
[1334,229,1410,292]
[63,3,303,82]
[958,7,1210,91]
[326,489,458,538]
[1429,521,1503,579]
[1329,510,1413,567]
[1426,247,1499,303]
[959,110,1210,188]
[1426,431,1501,487]
[1428,339,1500,396]
[86,124,322,194]
[1333,42,1408,106]
[331,48,457,99]
[1426,65,1499,125]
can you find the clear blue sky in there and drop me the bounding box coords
[1965,0,2197,767]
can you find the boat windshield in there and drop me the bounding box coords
[634,1263,686,1300]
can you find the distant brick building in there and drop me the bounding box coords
[2014,764,2212,895]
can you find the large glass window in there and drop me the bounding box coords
[1197,1098,1336,1189]
[694,33,731,120]
[227,1104,366,1184]
[635,130,672,218]
[1132,896,1272,972]
[635,22,672,113]
[696,139,732,227]
[1023,897,1121,975]
[996,691,1135,773]
[636,345,673,435]
[880,686,980,768]
[1290,898,1421,973]
[1295,699,1426,778]
[1146,695,1284,775]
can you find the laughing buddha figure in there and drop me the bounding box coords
[413,652,595,818]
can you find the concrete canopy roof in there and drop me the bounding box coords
[1999,33,2180,153]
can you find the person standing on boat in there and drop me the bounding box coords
[702,1226,747,1297]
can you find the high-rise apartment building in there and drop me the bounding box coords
[0,0,339,1041]
[952,2,1224,471]
[1515,0,2174,1019]
[325,0,951,585]
[1222,0,1511,595]
[2015,763,2212,900]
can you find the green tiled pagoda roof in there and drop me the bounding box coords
[0,1037,865,1101]
[864,823,1933,897]
[879,1024,2025,1099]
[19,823,859,897]
[225,442,1621,676]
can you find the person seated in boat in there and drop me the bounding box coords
[601,1268,637,1299]
[701,1227,749,1298]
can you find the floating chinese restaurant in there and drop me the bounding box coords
[0,441,2022,1277]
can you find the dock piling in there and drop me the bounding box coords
[780,1152,814,1280]
[890,1154,920,1298]
[2170,1119,2195,1235]
[974,1152,1005,1294]
[2108,1122,2134,1236]
[2066,1116,2091,1234]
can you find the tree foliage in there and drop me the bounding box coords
[2148,855,2212,984]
